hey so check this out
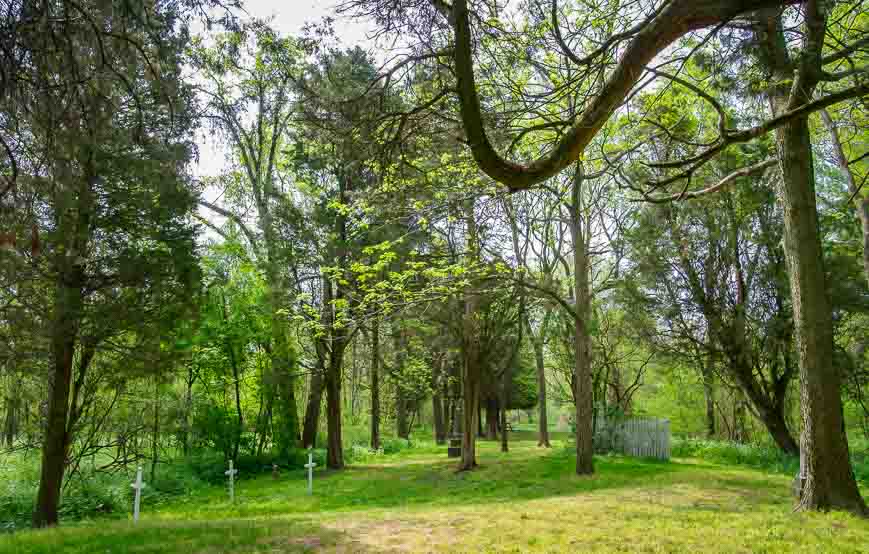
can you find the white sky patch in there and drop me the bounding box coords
[193,0,373,183]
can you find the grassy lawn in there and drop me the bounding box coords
[3,439,868,553]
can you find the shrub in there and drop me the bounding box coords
[671,437,869,485]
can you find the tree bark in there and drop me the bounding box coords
[393,326,410,439]
[33,170,93,528]
[459,356,480,470]
[569,162,594,475]
[325,353,344,469]
[33,313,77,527]
[302,360,324,448]
[485,396,498,440]
[701,360,716,439]
[459,198,481,471]
[778,114,866,511]
[3,392,18,449]
[432,357,447,445]
[370,319,381,450]
[752,7,866,514]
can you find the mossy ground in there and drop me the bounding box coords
[3,438,867,553]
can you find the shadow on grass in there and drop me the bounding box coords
[0,517,359,554]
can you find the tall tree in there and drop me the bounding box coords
[0,0,202,526]
[192,21,304,452]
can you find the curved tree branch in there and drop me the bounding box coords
[198,199,259,249]
[451,0,802,190]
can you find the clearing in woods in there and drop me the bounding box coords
[2,439,868,553]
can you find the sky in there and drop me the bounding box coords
[194,0,373,181]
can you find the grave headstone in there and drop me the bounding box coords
[304,451,317,495]
[130,466,146,524]
[225,459,239,502]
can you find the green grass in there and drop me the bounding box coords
[2,438,869,553]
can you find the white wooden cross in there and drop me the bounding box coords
[225,459,239,502]
[130,466,146,523]
[304,450,317,495]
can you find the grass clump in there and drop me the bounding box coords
[672,437,869,484]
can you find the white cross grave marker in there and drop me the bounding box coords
[225,459,239,502]
[130,466,146,523]
[304,450,317,495]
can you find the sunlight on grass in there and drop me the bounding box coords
[3,440,868,553]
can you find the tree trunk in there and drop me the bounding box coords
[265,268,299,452]
[530,325,551,448]
[325,355,344,469]
[151,378,160,482]
[33,272,82,527]
[500,366,510,454]
[433,358,446,445]
[33,173,92,528]
[459,362,480,471]
[396,396,409,439]
[753,9,866,515]
[302,360,325,448]
[779,115,866,512]
[485,396,498,440]
[370,319,381,450]
[393,326,410,440]
[702,361,716,439]
[459,198,481,471]
[182,364,194,456]
[570,162,594,475]
[221,293,243,461]
[3,392,18,449]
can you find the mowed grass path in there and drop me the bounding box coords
[3,439,868,553]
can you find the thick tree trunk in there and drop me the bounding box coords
[370,320,381,450]
[459,366,480,471]
[433,392,446,444]
[302,360,325,448]
[33,173,92,528]
[778,116,866,513]
[325,355,344,469]
[752,9,866,515]
[570,163,594,475]
[485,396,498,440]
[396,396,409,439]
[33,274,82,527]
[265,267,299,451]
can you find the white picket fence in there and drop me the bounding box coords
[595,416,671,460]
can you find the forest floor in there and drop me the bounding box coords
[2,438,868,553]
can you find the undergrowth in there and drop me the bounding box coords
[672,437,869,484]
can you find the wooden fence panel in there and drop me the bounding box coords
[596,416,670,460]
